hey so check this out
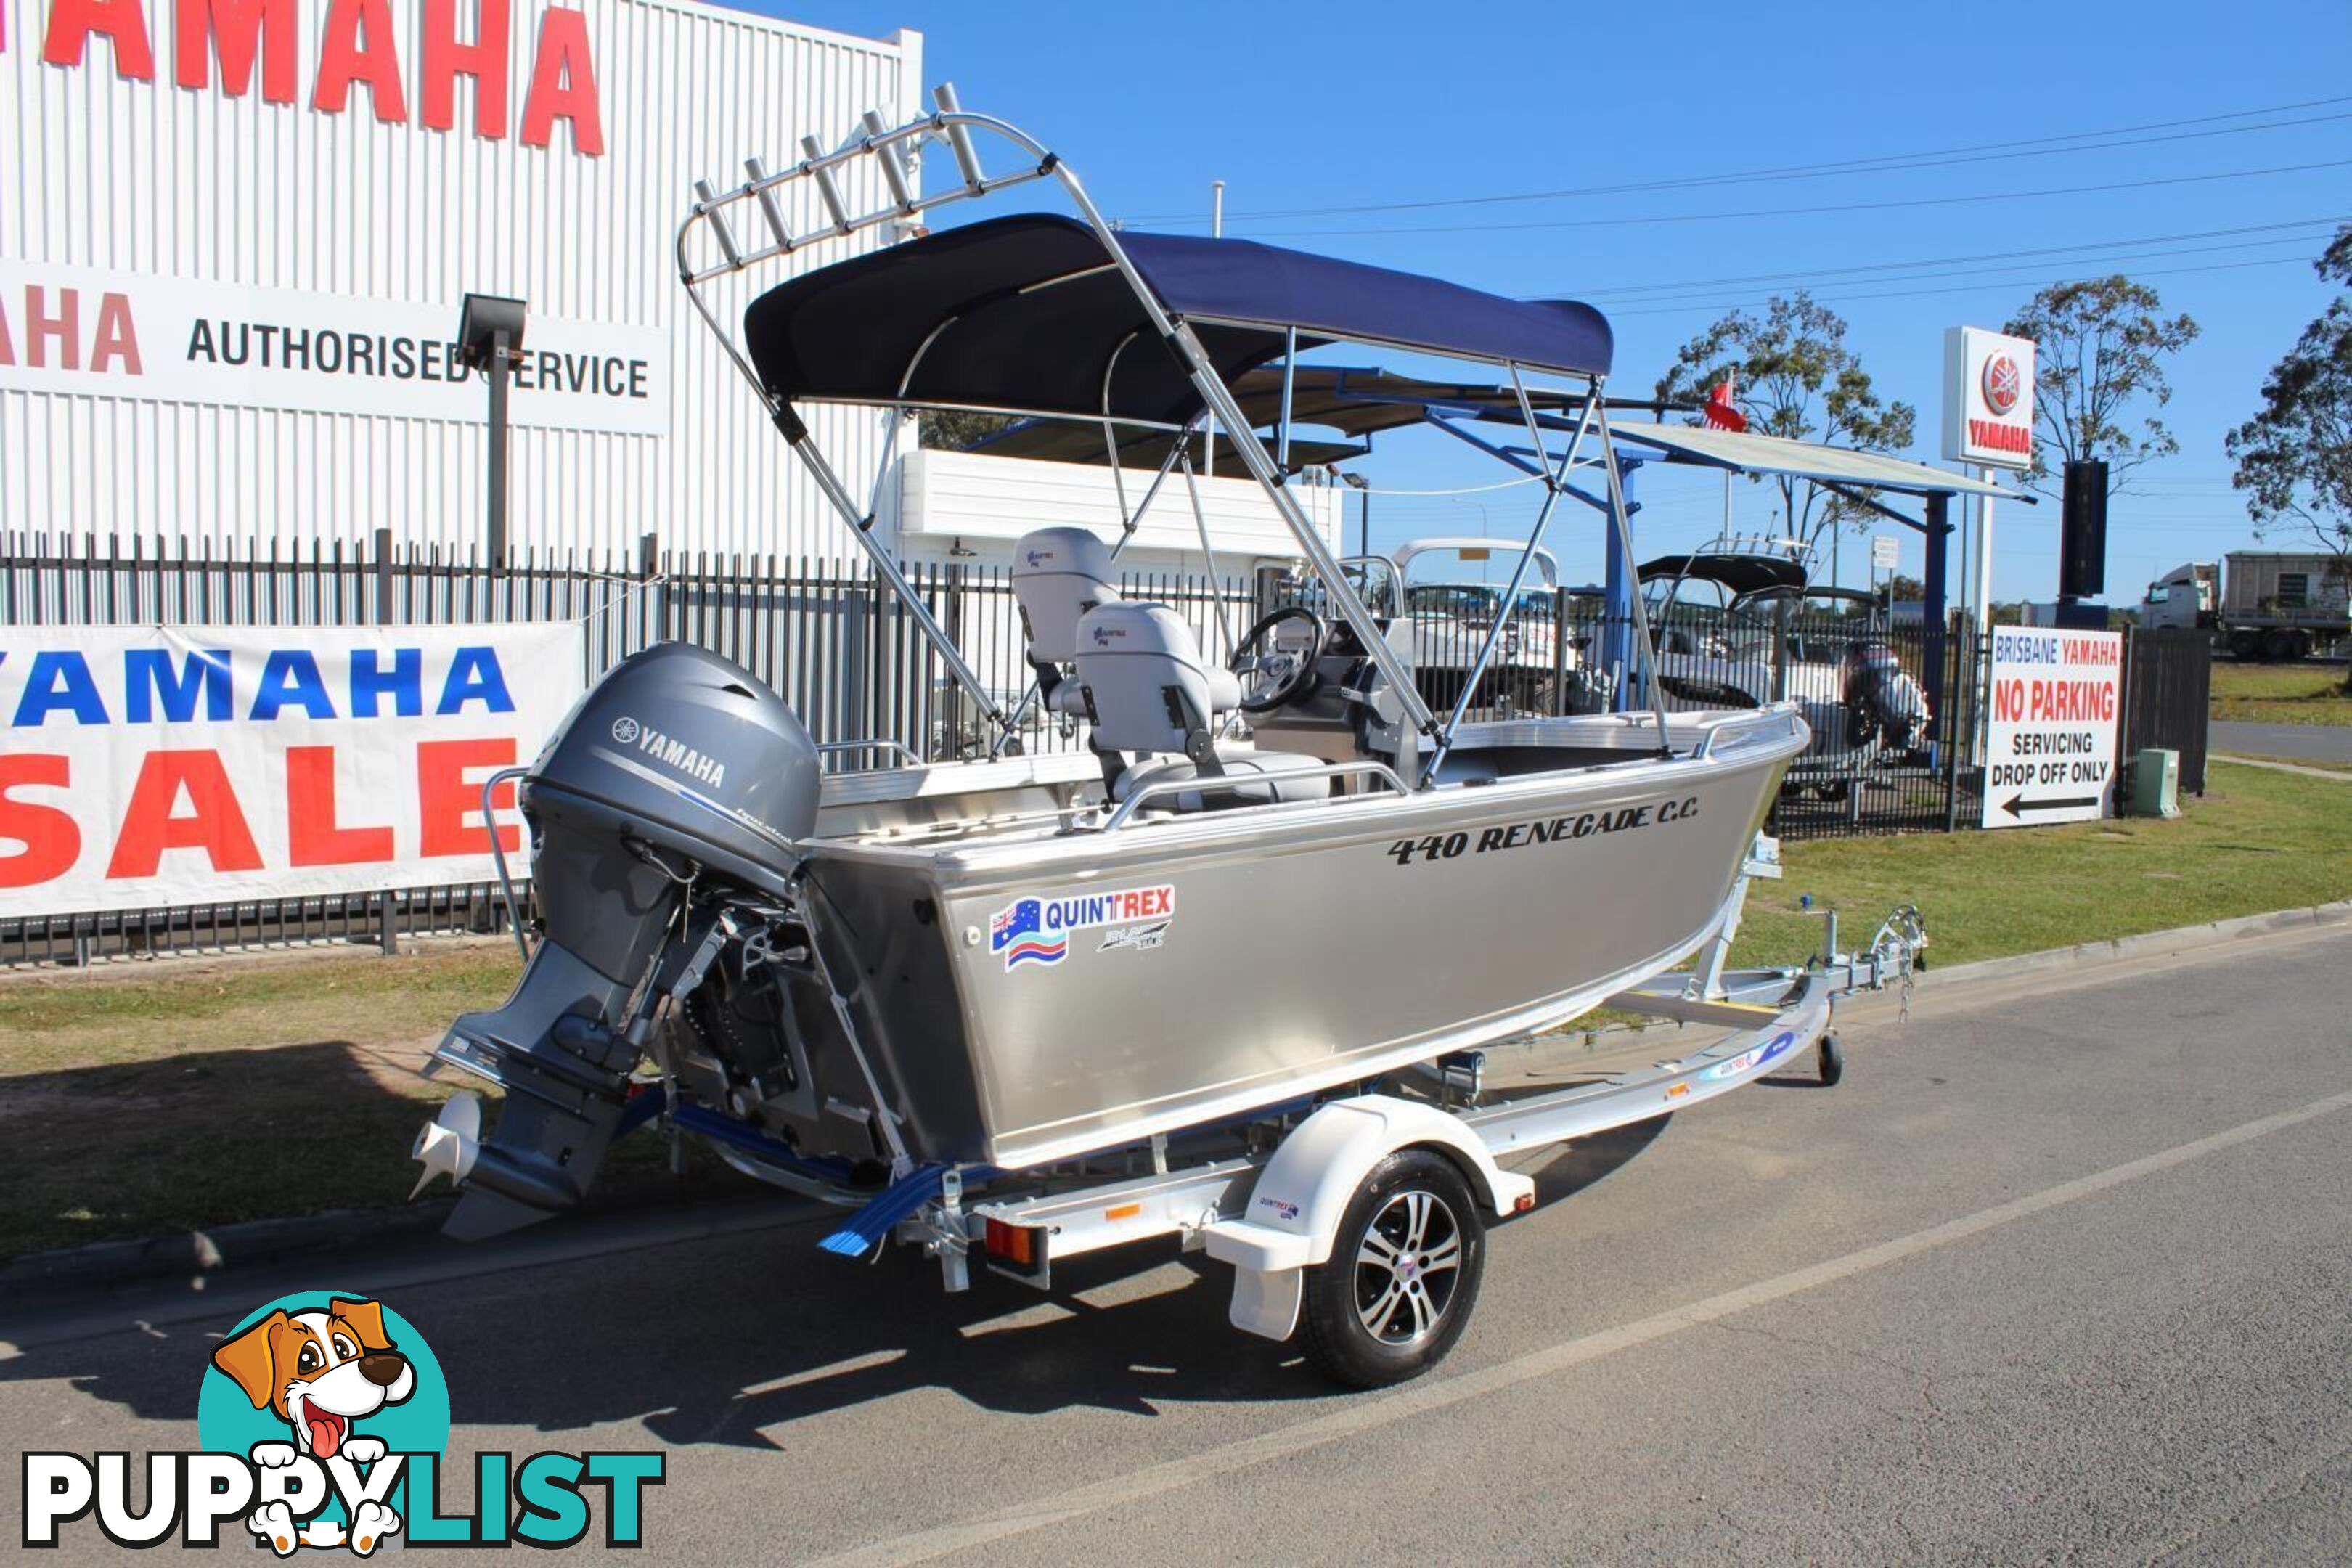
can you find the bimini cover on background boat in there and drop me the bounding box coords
[740,213,1613,427]
[1637,551,1812,598]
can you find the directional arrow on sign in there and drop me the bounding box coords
[2002,793,2102,817]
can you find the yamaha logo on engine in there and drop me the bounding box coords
[616,718,727,790]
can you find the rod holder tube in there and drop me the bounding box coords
[933,83,988,190]
[802,135,854,232]
[744,158,793,250]
[693,180,743,267]
[865,111,918,211]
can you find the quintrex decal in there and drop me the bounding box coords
[990,883,1176,971]
[21,1291,663,1553]
[1098,920,1171,954]
[1704,1030,1800,1082]
[1385,796,1700,867]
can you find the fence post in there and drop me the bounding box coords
[1944,621,1972,834]
[638,531,661,637]
[941,560,966,759]
[371,526,401,955]
[373,526,394,628]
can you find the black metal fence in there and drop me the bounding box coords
[1384,589,1991,840]
[12,531,2160,965]
[2121,626,2213,796]
[0,530,1246,966]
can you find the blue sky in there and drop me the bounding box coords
[730,0,2350,601]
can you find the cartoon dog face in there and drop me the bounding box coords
[211,1299,416,1461]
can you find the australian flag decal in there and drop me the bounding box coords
[991,897,1066,969]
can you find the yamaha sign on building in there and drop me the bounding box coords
[0,0,924,560]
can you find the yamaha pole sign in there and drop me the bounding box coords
[1980,626,2123,828]
[1942,326,2036,470]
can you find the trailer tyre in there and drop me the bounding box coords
[1818,1031,1845,1087]
[1299,1150,1485,1389]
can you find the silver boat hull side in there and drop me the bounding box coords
[806,707,1803,1169]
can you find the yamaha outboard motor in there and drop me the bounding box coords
[418,643,820,1241]
[1842,638,1930,754]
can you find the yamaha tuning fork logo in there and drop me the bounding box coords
[20,1291,664,1553]
[1980,351,2022,416]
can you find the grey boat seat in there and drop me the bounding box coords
[1074,600,1328,811]
[1010,526,1120,719]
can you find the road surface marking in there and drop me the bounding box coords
[814,1085,2352,1567]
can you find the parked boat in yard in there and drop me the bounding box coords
[409,89,1919,1387]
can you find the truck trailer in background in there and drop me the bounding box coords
[2140,552,2350,660]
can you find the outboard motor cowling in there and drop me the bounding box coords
[422,643,821,1240]
[1842,638,1930,753]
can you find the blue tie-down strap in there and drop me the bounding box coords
[817,1162,957,1258]
[616,1085,666,1139]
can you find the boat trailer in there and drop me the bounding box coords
[433,840,1922,1385]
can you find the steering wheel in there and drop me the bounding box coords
[1230,605,1328,713]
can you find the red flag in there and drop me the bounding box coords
[1702,378,1748,433]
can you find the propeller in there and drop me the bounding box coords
[409,1091,483,1201]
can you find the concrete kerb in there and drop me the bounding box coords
[5,899,2350,1316]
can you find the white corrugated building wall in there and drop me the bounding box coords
[0,0,1334,570]
[1,0,920,563]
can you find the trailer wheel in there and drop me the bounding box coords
[2263,629,2299,662]
[1299,1150,1485,1389]
[1818,1031,1845,1087]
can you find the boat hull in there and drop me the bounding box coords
[805,708,1802,1169]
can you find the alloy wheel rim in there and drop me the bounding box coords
[1353,1188,1463,1346]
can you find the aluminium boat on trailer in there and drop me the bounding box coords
[410,90,1917,1386]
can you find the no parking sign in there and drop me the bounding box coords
[1981,627,2122,828]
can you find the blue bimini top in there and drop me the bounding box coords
[742,213,1612,428]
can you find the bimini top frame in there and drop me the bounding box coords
[675,85,1660,781]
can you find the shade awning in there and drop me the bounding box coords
[742,216,1613,428]
[1604,422,2027,501]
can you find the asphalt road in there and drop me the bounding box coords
[2210,718,2352,764]
[6,925,2350,1564]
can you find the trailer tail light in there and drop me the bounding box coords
[983,1216,1049,1284]
[984,1217,1032,1265]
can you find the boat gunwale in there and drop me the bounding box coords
[800,704,1806,881]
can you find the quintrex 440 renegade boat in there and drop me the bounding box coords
[410,89,1923,1386]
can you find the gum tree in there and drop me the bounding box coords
[2226,227,2352,685]
[2003,275,2198,496]
[1655,292,1917,561]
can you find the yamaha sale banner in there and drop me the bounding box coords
[0,623,584,916]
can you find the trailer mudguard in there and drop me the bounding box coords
[1203,1095,1536,1341]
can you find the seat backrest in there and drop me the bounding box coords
[1074,602,1241,754]
[1010,528,1120,665]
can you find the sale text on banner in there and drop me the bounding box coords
[1980,626,2121,829]
[0,624,584,917]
